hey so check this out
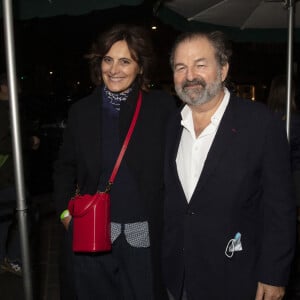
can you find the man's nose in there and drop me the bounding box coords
[186,67,195,81]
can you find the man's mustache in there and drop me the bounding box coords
[182,79,206,90]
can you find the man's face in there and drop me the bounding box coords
[173,37,228,106]
[0,84,8,94]
[0,83,9,100]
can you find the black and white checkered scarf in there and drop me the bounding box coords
[103,85,132,111]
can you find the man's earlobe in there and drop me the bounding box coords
[222,63,229,81]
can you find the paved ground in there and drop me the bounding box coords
[0,193,60,300]
[0,192,299,300]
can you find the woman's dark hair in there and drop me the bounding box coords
[267,75,296,113]
[86,24,155,91]
[169,30,232,70]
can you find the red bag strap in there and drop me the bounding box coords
[105,90,142,192]
[68,192,109,217]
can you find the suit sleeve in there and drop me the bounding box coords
[258,115,296,286]
[53,105,78,217]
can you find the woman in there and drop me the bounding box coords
[267,74,300,235]
[54,24,175,299]
[267,75,300,192]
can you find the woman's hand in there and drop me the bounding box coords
[61,215,72,230]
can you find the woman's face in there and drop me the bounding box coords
[101,40,141,93]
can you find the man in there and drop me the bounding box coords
[163,31,296,300]
[0,73,40,276]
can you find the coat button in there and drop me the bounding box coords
[187,209,195,215]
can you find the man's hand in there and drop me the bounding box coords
[255,282,285,300]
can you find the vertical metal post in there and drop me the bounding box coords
[2,0,33,299]
[286,0,295,141]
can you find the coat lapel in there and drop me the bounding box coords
[190,97,237,203]
[83,88,103,186]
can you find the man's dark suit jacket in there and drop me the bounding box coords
[54,85,175,299]
[163,94,296,300]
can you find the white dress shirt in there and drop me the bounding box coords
[176,88,230,202]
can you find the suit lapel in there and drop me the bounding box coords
[190,97,237,203]
[171,115,183,173]
[168,111,187,199]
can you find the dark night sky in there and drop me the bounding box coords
[1,6,180,96]
[1,5,299,102]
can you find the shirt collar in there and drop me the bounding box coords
[211,87,230,126]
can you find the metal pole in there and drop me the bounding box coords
[2,0,33,299]
[286,0,295,141]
